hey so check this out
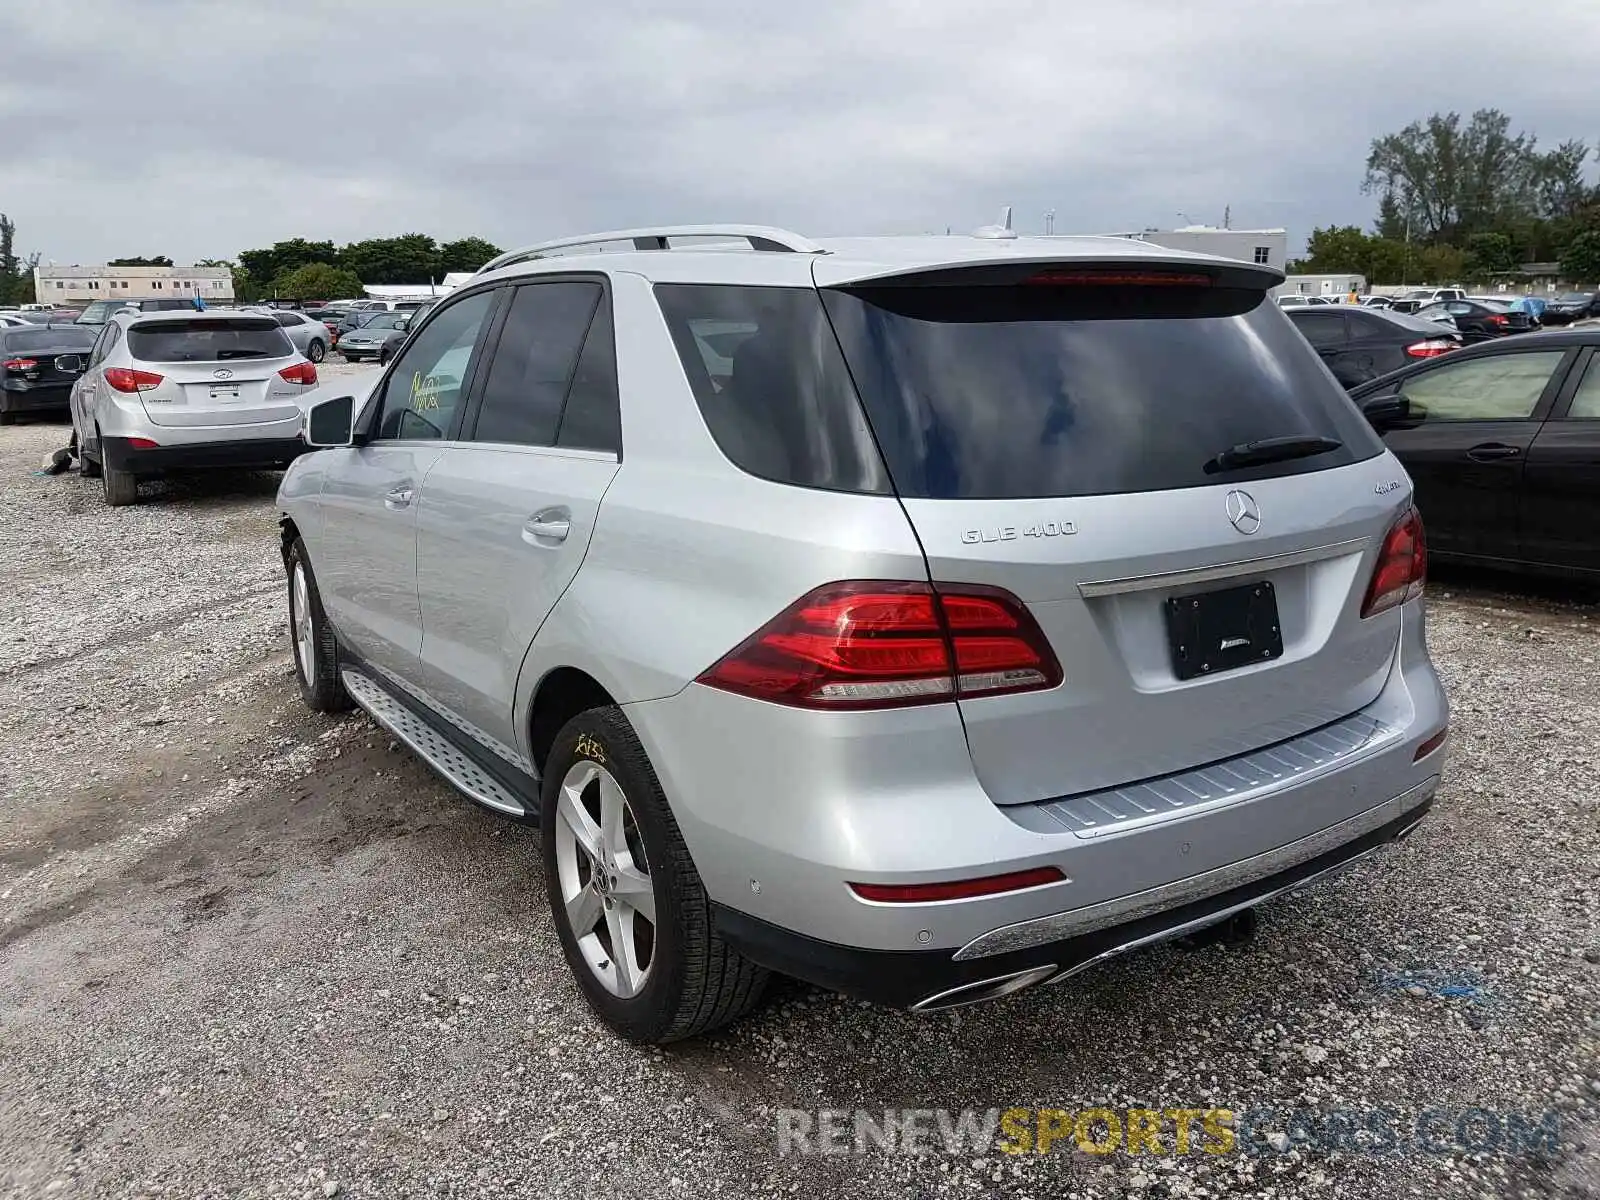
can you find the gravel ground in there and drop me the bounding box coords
[1,383,1596,1200]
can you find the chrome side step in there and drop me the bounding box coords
[341,669,529,818]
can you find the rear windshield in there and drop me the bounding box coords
[821,284,1383,500]
[1359,308,1458,336]
[3,327,97,351]
[127,319,293,362]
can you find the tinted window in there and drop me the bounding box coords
[473,282,599,447]
[375,290,494,441]
[1,327,97,352]
[1397,351,1566,421]
[127,319,293,362]
[1291,311,1347,347]
[557,297,620,453]
[365,313,408,330]
[822,285,1381,500]
[1567,356,1600,420]
[273,313,302,327]
[654,284,890,493]
[75,299,138,325]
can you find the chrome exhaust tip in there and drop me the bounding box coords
[911,964,1058,1013]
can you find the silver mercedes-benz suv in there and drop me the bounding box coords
[278,223,1448,1043]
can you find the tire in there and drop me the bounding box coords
[0,410,14,426]
[286,537,351,713]
[79,441,102,478]
[102,457,138,506]
[378,348,391,367]
[307,340,326,363]
[542,708,768,1043]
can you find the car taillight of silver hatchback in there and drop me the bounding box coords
[697,580,1063,710]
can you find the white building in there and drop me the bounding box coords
[1280,273,1367,299]
[1104,225,1289,272]
[33,263,233,303]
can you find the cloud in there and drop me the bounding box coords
[0,0,1595,263]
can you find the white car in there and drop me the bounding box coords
[71,310,319,505]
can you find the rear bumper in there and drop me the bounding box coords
[101,434,308,474]
[626,597,1447,978]
[0,381,72,412]
[714,789,1433,1009]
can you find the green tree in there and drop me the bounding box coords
[107,255,173,267]
[1374,190,1406,240]
[438,236,503,274]
[238,238,338,287]
[1561,231,1600,284]
[273,262,365,301]
[1364,110,1541,243]
[338,234,441,284]
[1465,232,1519,277]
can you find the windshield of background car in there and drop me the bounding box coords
[2,327,97,352]
[126,319,294,362]
[820,280,1383,500]
[75,300,136,324]
[367,313,408,329]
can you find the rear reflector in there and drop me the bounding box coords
[1361,508,1427,617]
[1405,339,1457,358]
[1026,270,1212,288]
[279,361,318,386]
[1413,728,1448,761]
[104,367,164,393]
[127,437,160,450]
[3,358,38,371]
[697,580,1062,710]
[849,866,1066,904]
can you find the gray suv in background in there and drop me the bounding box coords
[278,225,1448,1043]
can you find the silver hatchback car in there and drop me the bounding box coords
[279,224,1448,1043]
[73,311,320,505]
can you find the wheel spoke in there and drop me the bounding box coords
[599,772,628,857]
[565,884,603,936]
[612,863,655,924]
[557,776,601,858]
[606,905,643,998]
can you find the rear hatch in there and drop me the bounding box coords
[127,317,307,427]
[2,328,96,386]
[819,262,1409,804]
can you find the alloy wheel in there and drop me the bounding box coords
[291,562,315,683]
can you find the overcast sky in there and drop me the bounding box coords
[2,0,1596,266]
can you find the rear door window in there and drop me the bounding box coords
[1397,350,1567,422]
[1292,311,1347,347]
[654,284,890,493]
[126,319,293,362]
[821,283,1381,500]
[471,282,600,448]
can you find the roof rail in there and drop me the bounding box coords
[475,225,824,275]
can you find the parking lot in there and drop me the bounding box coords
[0,363,1597,1199]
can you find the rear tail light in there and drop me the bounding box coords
[1487,314,1507,327]
[279,361,318,385]
[104,367,164,393]
[697,580,1063,710]
[1361,509,1427,618]
[849,866,1066,904]
[1405,339,1457,358]
[4,358,38,371]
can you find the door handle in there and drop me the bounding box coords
[384,484,415,509]
[1466,443,1521,463]
[522,508,571,544]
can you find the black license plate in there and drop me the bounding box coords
[1164,581,1283,681]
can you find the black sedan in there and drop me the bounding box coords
[1349,328,1600,578]
[0,324,97,424]
[1287,305,1462,389]
[1541,292,1600,327]
[1414,299,1535,342]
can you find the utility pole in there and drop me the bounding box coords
[1044,210,1055,235]
[1223,205,1231,230]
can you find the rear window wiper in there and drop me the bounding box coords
[1204,435,1342,475]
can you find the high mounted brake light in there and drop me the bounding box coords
[1024,270,1213,287]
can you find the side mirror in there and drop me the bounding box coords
[1360,393,1416,432]
[55,355,82,373]
[396,318,410,332]
[305,393,356,447]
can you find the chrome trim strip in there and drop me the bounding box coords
[910,964,1059,1013]
[1042,843,1390,985]
[954,778,1436,961]
[1076,538,1367,598]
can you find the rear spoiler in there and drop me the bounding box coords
[813,253,1282,293]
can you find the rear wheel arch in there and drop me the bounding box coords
[528,666,618,777]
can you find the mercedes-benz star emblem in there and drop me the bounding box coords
[213,368,234,380]
[1225,489,1261,535]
